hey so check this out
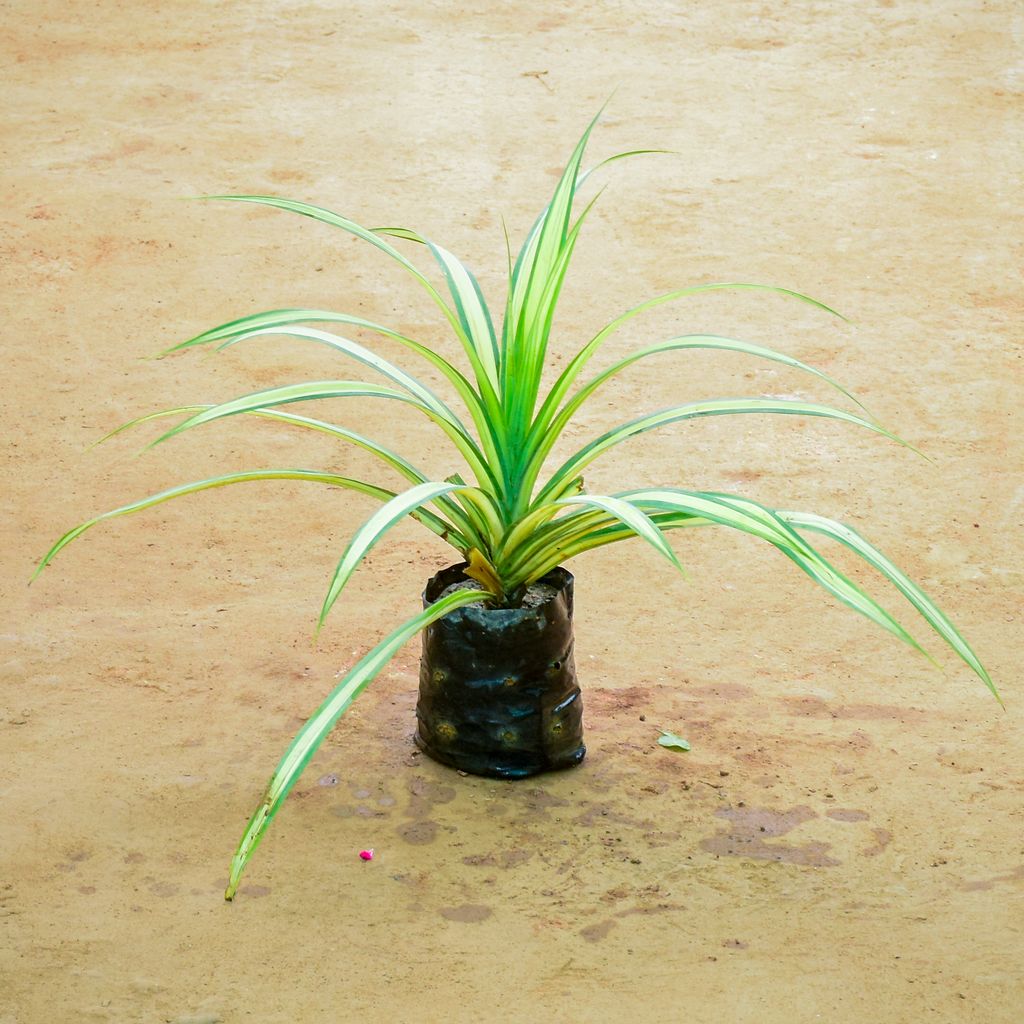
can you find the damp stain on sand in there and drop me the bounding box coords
[397,819,438,845]
[394,775,458,845]
[438,903,493,923]
[462,848,534,869]
[959,864,1024,892]
[826,808,870,823]
[579,919,616,942]
[862,828,893,858]
[700,805,840,867]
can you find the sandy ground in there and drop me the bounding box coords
[3,1,1022,1021]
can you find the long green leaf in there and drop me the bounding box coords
[94,404,434,482]
[196,196,468,345]
[318,480,466,631]
[518,113,599,331]
[502,206,543,365]
[505,486,921,653]
[534,398,916,509]
[530,282,848,449]
[225,586,489,900]
[559,332,868,432]
[216,325,469,435]
[778,510,998,700]
[576,149,673,190]
[161,306,506,478]
[502,508,627,587]
[374,228,501,395]
[89,405,477,551]
[561,510,708,553]
[509,190,605,465]
[164,307,406,356]
[623,489,923,652]
[557,494,684,575]
[31,470,452,580]
[427,240,500,392]
[502,111,603,428]
[522,188,603,365]
[499,141,662,376]
[148,380,501,498]
[517,335,872,509]
[162,307,408,355]
[514,510,709,573]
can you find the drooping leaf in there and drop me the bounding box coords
[517,335,874,505]
[224,586,490,899]
[777,510,998,700]
[217,325,469,434]
[535,398,917,508]
[89,405,478,552]
[552,332,870,440]
[557,493,684,575]
[317,480,465,632]
[624,488,924,653]
[163,305,505,474]
[195,196,466,342]
[147,379,500,497]
[31,470,453,580]
[531,282,849,447]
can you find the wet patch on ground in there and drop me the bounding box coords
[700,805,840,866]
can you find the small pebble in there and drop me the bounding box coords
[359,849,374,861]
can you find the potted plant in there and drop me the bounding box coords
[34,113,997,900]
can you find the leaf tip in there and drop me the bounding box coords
[30,555,53,584]
[144,427,176,452]
[982,672,1003,708]
[311,619,325,648]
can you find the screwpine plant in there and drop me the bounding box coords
[35,113,996,899]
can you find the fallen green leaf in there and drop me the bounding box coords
[658,730,691,752]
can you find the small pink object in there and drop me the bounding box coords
[359,849,374,861]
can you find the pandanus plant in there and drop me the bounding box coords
[34,113,997,899]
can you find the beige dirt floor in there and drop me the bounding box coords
[3,1,1022,1021]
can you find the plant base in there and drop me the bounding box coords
[415,563,586,779]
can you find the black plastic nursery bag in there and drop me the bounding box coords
[415,563,586,779]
